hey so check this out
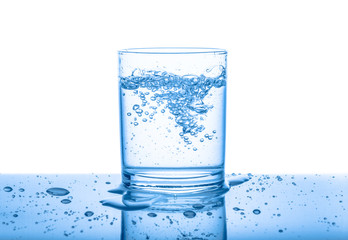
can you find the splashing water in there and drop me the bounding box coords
[120,68,226,151]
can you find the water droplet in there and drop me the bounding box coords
[142,118,147,122]
[19,188,25,192]
[207,212,212,216]
[276,176,283,181]
[46,188,70,196]
[127,112,131,116]
[105,181,111,185]
[192,204,204,209]
[200,138,204,142]
[147,213,157,218]
[13,214,18,217]
[133,105,140,110]
[279,229,283,233]
[253,209,261,215]
[193,147,197,151]
[3,187,13,192]
[61,199,71,204]
[183,211,196,218]
[233,207,244,211]
[134,122,139,126]
[84,211,94,217]
[227,174,252,187]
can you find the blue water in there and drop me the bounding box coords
[1,174,347,239]
[119,68,226,174]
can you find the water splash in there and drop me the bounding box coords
[121,68,226,147]
[226,174,252,187]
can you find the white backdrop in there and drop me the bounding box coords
[0,0,347,174]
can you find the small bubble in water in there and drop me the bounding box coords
[3,187,13,192]
[147,213,157,218]
[192,204,204,209]
[134,122,139,126]
[46,188,70,196]
[84,211,94,217]
[19,188,25,192]
[142,118,147,122]
[61,199,71,204]
[253,209,261,215]
[183,211,196,218]
[161,109,165,113]
[193,147,197,151]
[213,130,216,133]
[200,138,204,142]
[133,105,140,110]
[127,112,131,116]
[207,212,213,216]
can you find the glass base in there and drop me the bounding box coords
[122,167,225,194]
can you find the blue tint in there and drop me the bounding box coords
[0,174,347,239]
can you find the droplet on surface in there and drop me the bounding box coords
[183,211,196,218]
[13,214,18,218]
[253,209,261,215]
[233,207,244,211]
[3,187,13,192]
[18,188,25,192]
[84,211,94,217]
[61,199,71,204]
[46,188,70,196]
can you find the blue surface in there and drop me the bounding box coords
[0,174,347,239]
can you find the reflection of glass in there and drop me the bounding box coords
[121,195,226,239]
[118,47,228,193]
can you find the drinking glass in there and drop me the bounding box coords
[119,47,227,193]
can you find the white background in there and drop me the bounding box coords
[0,0,347,174]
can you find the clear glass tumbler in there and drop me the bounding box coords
[119,47,227,193]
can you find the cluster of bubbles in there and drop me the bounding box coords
[120,68,226,149]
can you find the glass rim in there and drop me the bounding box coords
[118,47,227,55]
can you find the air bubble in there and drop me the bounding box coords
[183,211,196,218]
[84,211,94,217]
[147,213,157,218]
